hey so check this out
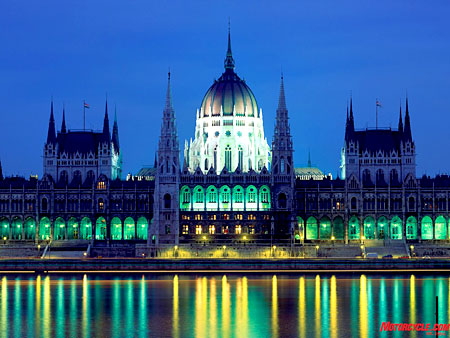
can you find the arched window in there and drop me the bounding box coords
[164,194,171,209]
[390,169,399,184]
[73,170,82,181]
[86,170,95,181]
[350,197,357,210]
[278,193,287,209]
[98,198,104,211]
[238,146,243,170]
[280,158,285,173]
[408,196,415,211]
[204,158,209,171]
[258,159,263,171]
[362,169,371,185]
[41,198,48,211]
[225,145,232,171]
[213,146,218,169]
[376,169,385,185]
[60,170,68,183]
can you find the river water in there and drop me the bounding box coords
[0,273,448,337]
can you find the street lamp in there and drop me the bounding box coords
[272,245,277,258]
[202,235,207,246]
[360,244,365,258]
[331,235,335,246]
[410,245,415,257]
[222,245,227,258]
[315,245,319,257]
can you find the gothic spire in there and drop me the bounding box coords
[165,71,173,111]
[398,102,403,134]
[224,23,235,71]
[273,74,292,151]
[61,106,67,133]
[103,99,110,141]
[277,73,287,110]
[47,99,56,144]
[404,96,412,141]
[112,105,120,151]
[345,97,355,141]
[308,150,312,168]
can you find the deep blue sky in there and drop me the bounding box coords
[1,1,449,178]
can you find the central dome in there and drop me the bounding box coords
[200,69,259,117]
[185,30,271,174]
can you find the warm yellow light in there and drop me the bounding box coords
[360,245,364,250]
[273,245,276,250]
[410,245,414,250]
[331,236,335,240]
[243,236,247,240]
[83,252,87,256]
[315,245,319,249]
[174,245,178,250]
[361,236,365,240]
[2,237,6,241]
[202,236,206,240]
[222,245,226,249]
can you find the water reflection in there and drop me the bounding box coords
[0,273,449,337]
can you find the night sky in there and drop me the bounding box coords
[1,1,449,178]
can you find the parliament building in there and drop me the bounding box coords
[0,31,448,256]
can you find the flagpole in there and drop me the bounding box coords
[376,98,378,129]
[83,100,86,130]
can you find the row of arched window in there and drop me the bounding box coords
[0,216,150,241]
[298,215,449,240]
[180,185,271,210]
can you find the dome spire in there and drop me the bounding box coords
[224,21,235,71]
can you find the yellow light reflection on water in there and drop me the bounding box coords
[173,275,179,338]
[36,275,41,337]
[242,277,249,337]
[410,275,416,338]
[315,275,321,338]
[359,274,368,338]
[272,275,278,338]
[222,275,230,337]
[43,276,51,337]
[82,274,88,337]
[299,276,305,337]
[1,276,7,338]
[330,275,337,338]
[14,278,21,338]
[209,277,217,338]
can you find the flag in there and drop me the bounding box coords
[84,102,90,109]
[376,100,382,107]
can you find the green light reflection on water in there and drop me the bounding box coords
[1,274,450,337]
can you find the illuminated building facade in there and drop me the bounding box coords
[0,31,449,254]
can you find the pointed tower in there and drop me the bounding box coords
[401,96,416,180]
[271,74,295,237]
[110,106,122,180]
[224,25,235,71]
[102,100,110,141]
[398,103,403,134]
[404,97,412,141]
[151,72,180,248]
[112,107,120,151]
[47,100,56,144]
[43,99,58,180]
[61,106,67,133]
[341,96,358,180]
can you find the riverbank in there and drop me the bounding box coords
[1,257,450,273]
